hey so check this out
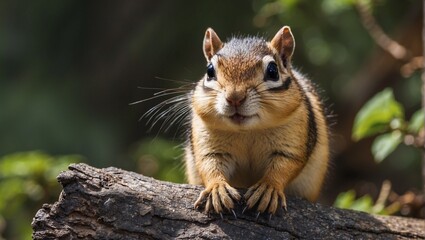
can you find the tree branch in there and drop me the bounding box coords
[32,163,425,239]
[356,1,409,61]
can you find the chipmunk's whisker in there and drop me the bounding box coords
[154,76,195,85]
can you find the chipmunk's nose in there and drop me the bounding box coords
[226,93,246,107]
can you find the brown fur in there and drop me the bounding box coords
[186,26,330,215]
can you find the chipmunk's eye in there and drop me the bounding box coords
[206,63,216,81]
[264,62,279,81]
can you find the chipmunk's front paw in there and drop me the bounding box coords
[194,181,241,215]
[244,181,286,215]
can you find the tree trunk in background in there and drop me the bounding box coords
[32,164,425,239]
[422,0,425,196]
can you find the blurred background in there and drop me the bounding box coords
[0,0,423,239]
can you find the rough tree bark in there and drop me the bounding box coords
[32,163,425,239]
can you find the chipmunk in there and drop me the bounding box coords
[183,26,330,217]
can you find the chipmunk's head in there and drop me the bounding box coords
[192,26,303,130]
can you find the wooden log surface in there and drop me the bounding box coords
[32,163,425,239]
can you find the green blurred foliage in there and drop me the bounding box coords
[334,190,399,215]
[352,88,404,141]
[0,152,81,240]
[408,109,425,134]
[353,87,424,162]
[371,131,403,163]
[131,138,185,183]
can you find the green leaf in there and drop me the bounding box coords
[333,191,376,214]
[371,131,402,162]
[408,109,424,134]
[352,88,404,141]
[351,195,374,212]
[333,190,356,209]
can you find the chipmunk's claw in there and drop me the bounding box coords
[245,181,286,216]
[231,209,237,219]
[194,182,241,220]
[242,206,248,214]
[268,213,273,221]
[255,212,261,222]
[282,196,287,212]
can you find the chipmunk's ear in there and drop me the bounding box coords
[270,26,295,67]
[203,28,223,61]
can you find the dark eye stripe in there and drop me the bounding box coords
[268,77,291,91]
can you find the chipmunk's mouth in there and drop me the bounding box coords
[229,113,257,125]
